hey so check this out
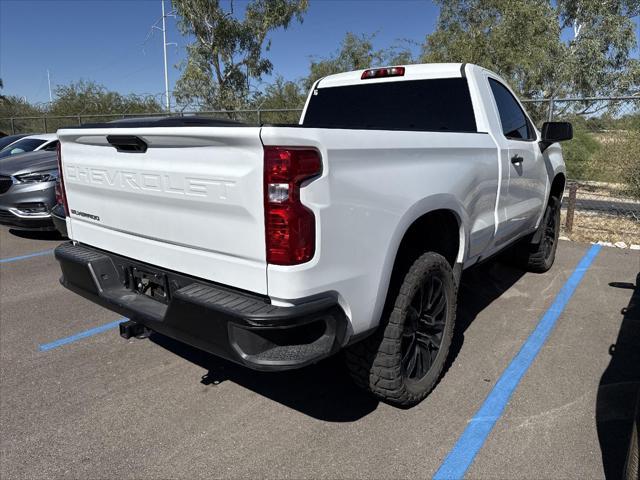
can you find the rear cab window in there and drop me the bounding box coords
[302,78,477,132]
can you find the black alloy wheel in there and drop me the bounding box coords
[402,275,447,381]
[345,251,457,407]
[541,198,559,260]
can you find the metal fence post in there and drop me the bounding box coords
[77,115,82,126]
[10,118,15,135]
[547,98,555,122]
[258,109,262,125]
[43,117,48,133]
[565,184,578,233]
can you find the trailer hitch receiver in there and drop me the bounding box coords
[119,320,151,339]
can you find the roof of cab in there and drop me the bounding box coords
[316,63,467,89]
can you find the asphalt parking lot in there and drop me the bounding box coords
[1,226,638,479]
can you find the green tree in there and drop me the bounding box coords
[256,76,304,109]
[0,95,45,134]
[558,0,640,97]
[48,80,162,116]
[562,122,601,178]
[0,96,41,116]
[250,76,305,123]
[0,81,162,134]
[172,0,308,110]
[421,0,566,98]
[304,33,414,89]
[421,0,639,98]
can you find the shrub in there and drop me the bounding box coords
[563,125,600,179]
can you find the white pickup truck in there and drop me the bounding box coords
[54,63,572,406]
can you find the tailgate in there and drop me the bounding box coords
[57,126,267,294]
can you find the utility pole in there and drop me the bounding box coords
[47,69,53,103]
[146,0,176,112]
[161,0,170,112]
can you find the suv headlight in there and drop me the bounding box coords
[14,169,58,184]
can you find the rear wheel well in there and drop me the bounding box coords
[385,210,461,308]
[396,210,460,268]
[550,173,566,201]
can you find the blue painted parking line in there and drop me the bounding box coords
[39,318,127,352]
[0,249,54,264]
[433,244,602,480]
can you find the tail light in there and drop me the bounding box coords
[56,142,69,215]
[264,146,321,265]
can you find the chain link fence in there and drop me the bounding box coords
[523,96,639,246]
[1,96,638,246]
[0,108,304,135]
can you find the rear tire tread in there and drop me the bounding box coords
[346,252,456,407]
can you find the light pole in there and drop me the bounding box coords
[146,1,176,112]
[161,0,170,112]
[47,69,53,103]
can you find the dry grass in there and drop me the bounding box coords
[586,130,640,198]
[561,210,640,245]
[571,180,633,198]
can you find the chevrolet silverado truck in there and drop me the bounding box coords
[53,63,572,407]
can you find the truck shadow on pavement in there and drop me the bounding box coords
[151,333,379,422]
[150,257,525,422]
[597,274,640,479]
[445,257,525,377]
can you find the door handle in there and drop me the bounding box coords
[511,154,524,165]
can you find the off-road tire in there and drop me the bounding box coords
[345,252,456,407]
[510,196,561,273]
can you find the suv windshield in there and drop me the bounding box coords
[0,138,47,158]
[303,78,477,132]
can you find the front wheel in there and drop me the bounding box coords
[509,196,561,273]
[345,252,456,407]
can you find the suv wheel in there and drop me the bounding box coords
[345,252,456,407]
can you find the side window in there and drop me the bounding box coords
[489,78,533,140]
[42,140,59,151]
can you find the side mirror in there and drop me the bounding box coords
[541,122,573,143]
[539,122,572,153]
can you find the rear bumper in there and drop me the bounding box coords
[54,242,347,371]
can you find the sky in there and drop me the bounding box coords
[0,0,440,106]
[1,0,638,107]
